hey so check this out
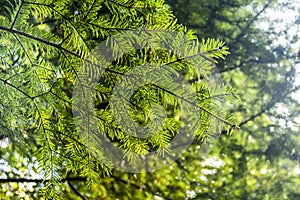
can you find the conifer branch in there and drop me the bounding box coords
[10,1,23,29]
[155,84,235,127]
[0,177,86,183]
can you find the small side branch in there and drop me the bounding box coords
[68,181,87,200]
[0,177,86,183]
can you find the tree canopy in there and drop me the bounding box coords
[0,0,299,199]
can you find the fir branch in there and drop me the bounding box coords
[84,21,130,31]
[10,0,24,29]
[12,33,44,87]
[32,99,55,179]
[107,0,133,9]
[0,77,33,99]
[155,84,235,127]
[0,26,125,76]
[0,177,86,183]
[23,1,92,53]
[83,0,96,21]
[0,25,75,56]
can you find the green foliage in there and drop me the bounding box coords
[2,0,299,199]
[0,0,237,198]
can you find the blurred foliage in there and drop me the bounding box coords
[166,0,300,199]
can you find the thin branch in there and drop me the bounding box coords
[0,177,86,183]
[235,1,272,42]
[107,0,135,9]
[83,0,96,21]
[0,26,124,77]
[219,58,278,74]
[155,84,236,127]
[0,77,33,99]
[110,174,142,189]
[23,1,92,53]
[68,181,87,200]
[12,33,44,87]
[239,85,300,126]
[10,1,24,29]
[0,25,76,57]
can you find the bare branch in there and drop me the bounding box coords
[240,85,300,126]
